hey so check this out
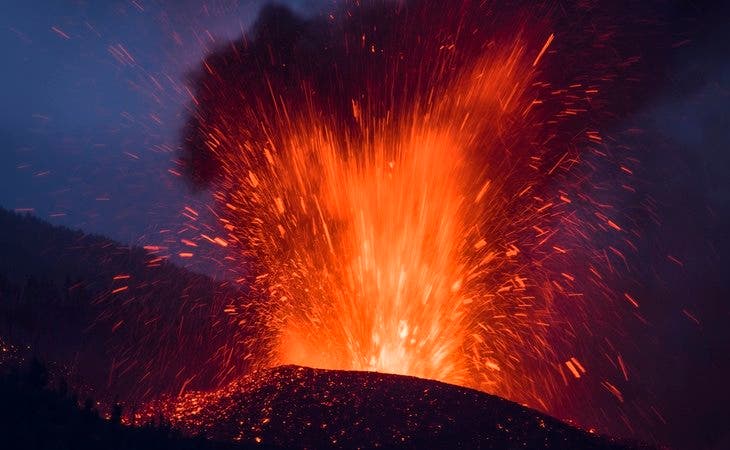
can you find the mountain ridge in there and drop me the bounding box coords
[149,364,651,449]
[0,207,251,402]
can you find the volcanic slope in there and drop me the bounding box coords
[155,365,649,449]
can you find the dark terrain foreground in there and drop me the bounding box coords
[159,365,650,449]
[0,359,249,450]
[0,361,653,450]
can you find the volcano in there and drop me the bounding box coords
[154,365,648,449]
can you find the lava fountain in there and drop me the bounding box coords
[271,45,534,386]
[182,0,651,414]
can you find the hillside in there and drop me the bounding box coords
[147,365,649,449]
[0,358,258,450]
[0,208,251,402]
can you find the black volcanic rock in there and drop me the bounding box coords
[166,365,647,449]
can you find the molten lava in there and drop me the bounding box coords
[182,0,648,417]
[204,41,563,407]
[272,45,537,385]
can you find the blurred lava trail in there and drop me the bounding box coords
[180,0,653,417]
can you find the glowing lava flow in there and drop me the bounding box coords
[182,0,642,416]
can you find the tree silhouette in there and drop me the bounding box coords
[0,359,250,449]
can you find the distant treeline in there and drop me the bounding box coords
[0,358,262,450]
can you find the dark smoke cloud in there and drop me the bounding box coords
[181,0,690,189]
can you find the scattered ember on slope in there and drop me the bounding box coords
[139,365,646,449]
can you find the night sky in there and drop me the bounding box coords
[1,1,730,449]
[0,0,323,259]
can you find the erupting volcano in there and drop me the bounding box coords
[178,0,661,420]
[3,0,730,448]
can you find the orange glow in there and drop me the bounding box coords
[271,48,532,388]
[196,31,579,407]
[175,0,646,422]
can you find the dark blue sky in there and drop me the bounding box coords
[0,0,324,250]
[2,0,727,260]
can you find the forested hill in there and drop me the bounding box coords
[0,208,253,403]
